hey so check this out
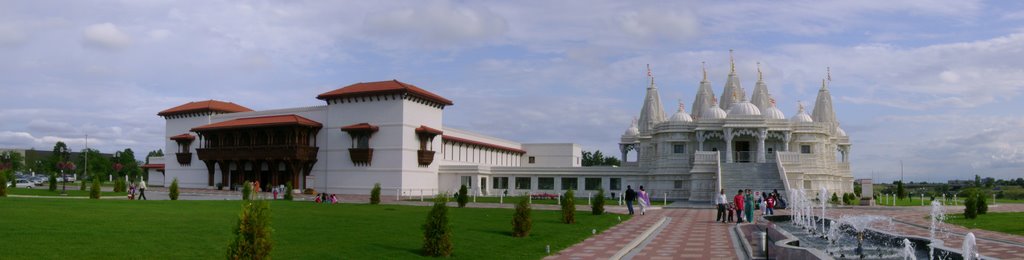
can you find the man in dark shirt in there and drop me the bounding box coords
[625,185,637,215]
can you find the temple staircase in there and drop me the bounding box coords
[720,163,786,195]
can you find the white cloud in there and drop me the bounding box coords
[362,1,508,49]
[618,9,699,42]
[147,29,171,40]
[0,23,26,46]
[81,23,132,50]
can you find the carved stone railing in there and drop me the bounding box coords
[349,148,373,166]
[175,153,192,166]
[196,145,319,161]
[417,150,435,166]
[694,151,719,164]
[777,152,800,164]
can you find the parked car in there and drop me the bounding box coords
[14,179,34,188]
[63,175,76,182]
[30,177,46,186]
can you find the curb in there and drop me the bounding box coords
[610,216,668,260]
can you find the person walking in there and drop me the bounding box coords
[625,185,636,215]
[733,189,744,223]
[744,189,755,223]
[638,186,649,215]
[716,189,728,223]
[138,179,147,200]
[766,194,776,216]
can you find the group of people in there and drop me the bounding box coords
[314,193,339,204]
[126,179,147,200]
[715,189,782,223]
[624,185,650,215]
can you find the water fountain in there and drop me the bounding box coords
[962,232,978,260]
[901,238,916,260]
[819,187,829,234]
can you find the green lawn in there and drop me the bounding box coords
[876,196,1024,206]
[0,197,626,259]
[408,196,673,206]
[944,212,1024,236]
[7,187,126,197]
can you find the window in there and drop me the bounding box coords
[801,145,812,154]
[515,177,531,190]
[674,180,684,189]
[585,178,602,191]
[673,144,686,154]
[561,177,578,190]
[610,178,621,190]
[528,156,536,164]
[356,136,370,149]
[460,176,473,189]
[538,177,554,190]
[493,177,509,189]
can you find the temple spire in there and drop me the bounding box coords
[702,61,707,81]
[691,62,715,119]
[812,73,837,123]
[638,64,666,134]
[720,50,746,109]
[729,49,736,74]
[750,61,772,111]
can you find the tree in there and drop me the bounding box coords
[169,178,180,200]
[512,194,532,237]
[48,174,57,191]
[561,189,576,224]
[370,183,381,204]
[0,171,8,197]
[582,150,621,167]
[145,149,164,164]
[75,149,111,182]
[0,150,25,172]
[602,156,621,167]
[963,190,978,219]
[896,181,907,199]
[592,189,605,215]
[457,184,469,208]
[422,195,453,257]
[89,179,101,199]
[283,182,294,201]
[830,192,840,204]
[227,199,273,260]
[975,175,982,187]
[242,181,253,200]
[853,183,862,197]
[977,191,988,215]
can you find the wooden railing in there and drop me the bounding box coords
[196,145,319,161]
[417,150,435,166]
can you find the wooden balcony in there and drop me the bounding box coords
[417,150,435,166]
[196,145,319,161]
[349,148,373,165]
[175,153,192,166]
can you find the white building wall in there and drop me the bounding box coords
[520,143,582,167]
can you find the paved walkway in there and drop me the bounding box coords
[546,208,739,260]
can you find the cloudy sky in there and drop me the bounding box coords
[1,0,1023,182]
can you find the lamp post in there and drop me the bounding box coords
[57,146,71,195]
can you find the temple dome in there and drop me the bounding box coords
[836,126,847,136]
[623,120,639,137]
[668,102,693,123]
[727,101,761,118]
[791,102,813,123]
[703,105,727,120]
[764,105,785,120]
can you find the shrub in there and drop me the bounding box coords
[216,183,224,190]
[0,173,7,197]
[227,199,273,260]
[561,189,576,224]
[963,190,978,219]
[242,181,253,201]
[283,182,293,201]
[49,174,57,191]
[592,189,605,215]
[370,182,381,205]
[169,178,180,200]
[422,195,453,257]
[830,192,840,205]
[89,179,101,199]
[977,192,988,215]
[457,184,469,208]
[80,178,87,191]
[513,195,532,237]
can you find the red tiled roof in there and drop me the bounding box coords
[442,135,525,154]
[192,115,322,131]
[169,133,195,141]
[415,125,443,136]
[158,100,253,117]
[340,123,379,133]
[140,164,164,170]
[316,80,454,106]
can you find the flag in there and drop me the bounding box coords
[647,64,652,78]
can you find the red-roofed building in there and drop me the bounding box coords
[157,100,252,118]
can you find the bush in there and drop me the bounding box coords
[216,183,224,190]
[513,195,532,237]
[283,182,293,201]
[457,184,469,208]
[227,199,273,260]
[242,181,253,201]
[830,192,839,205]
[963,190,978,219]
[977,192,988,215]
[169,178,180,200]
[370,183,381,205]
[422,195,453,257]
[592,189,605,215]
[561,189,576,224]
[49,174,57,191]
[80,178,87,191]
[0,173,7,197]
[89,179,101,199]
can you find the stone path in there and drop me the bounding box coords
[546,208,739,260]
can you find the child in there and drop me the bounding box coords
[330,194,338,204]
[272,186,279,200]
[727,202,735,222]
[314,194,322,203]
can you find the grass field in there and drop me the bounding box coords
[7,187,127,197]
[944,212,1024,236]
[875,196,1024,206]
[0,197,626,259]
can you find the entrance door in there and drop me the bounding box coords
[735,141,751,162]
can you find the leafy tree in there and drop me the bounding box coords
[49,174,57,191]
[89,179,101,199]
[242,181,253,200]
[962,189,978,219]
[512,194,532,237]
[984,177,995,188]
[75,149,111,182]
[0,171,8,197]
[830,192,840,204]
[582,150,621,166]
[227,199,273,260]
[896,181,906,199]
[422,195,453,257]
[592,189,605,215]
[370,183,381,204]
[561,189,576,224]
[80,178,87,191]
[169,178,180,200]
[0,151,25,172]
[853,183,862,197]
[283,182,293,201]
[456,184,469,208]
[977,191,988,215]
